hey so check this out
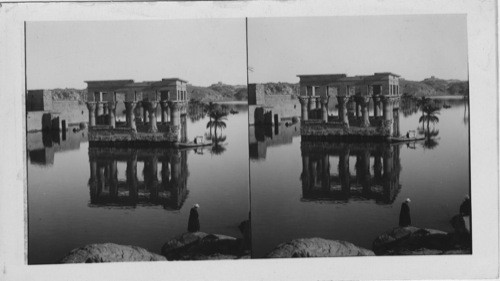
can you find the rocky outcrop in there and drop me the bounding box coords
[265,238,375,258]
[60,243,166,263]
[161,232,250,260]
[372,226,471,255]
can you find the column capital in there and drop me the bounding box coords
[168,101,181,110]
[360,96,371,105]
[146,100,159,110]
[86,102,96,110]
[298,96,309,105]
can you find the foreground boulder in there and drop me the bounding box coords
[60,243,166,263]
[161,232,250,260]
[372,226,471,255]
[265,238,375,258]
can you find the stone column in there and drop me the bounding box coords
[382,96,391,121]
[86,102,96,127]
[299,97,309,121]
[393,107,400,137]
[320,97,328,122]
[355,99,361,118]
[108,102,117,128]
[103,102,109,115]
[142,101,149,123]
[373,96,380,117]
[135,103,143,123]
[361,96,371,127]
[147,101,159,133]
[160,101,169,123]
[169,102,181,127]
[308,97,315,112]
[124,101,137,131]
[96,102,104,124]
[337,96,349,126]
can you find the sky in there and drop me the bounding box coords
[248,15,468,83]
[27,19,247,89]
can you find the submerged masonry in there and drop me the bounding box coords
[85,78,189,146]
[297,72,402,141]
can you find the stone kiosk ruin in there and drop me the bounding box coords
[85,78,188,146]
[297,73,401,141]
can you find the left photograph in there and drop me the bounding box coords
[26,19,250,264]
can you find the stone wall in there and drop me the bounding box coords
[248,98,301,125]
[52,101,88,126]
[27,90,52,111]
[301,120,392,139]
[88,124,178,146]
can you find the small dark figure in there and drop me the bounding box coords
[187,204,200,232]
[406,132,410,138]
[459,195,471,216]
[399,198,411,227]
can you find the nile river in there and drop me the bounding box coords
[249,97,470,258]
[27,102,249,264]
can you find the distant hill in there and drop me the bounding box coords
[41,82,247,103]
[188,82,247,102]
[259,77,468,98]
[401,77,469,97]
[50,88,87,103]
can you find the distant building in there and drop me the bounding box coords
[84,78,189,146]
[297,72,402,141]
[26,90,88,132]
[248,83,300,125]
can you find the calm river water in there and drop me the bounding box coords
[249,97,470,258]
[27,102,249,264]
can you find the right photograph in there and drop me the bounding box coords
[247,15,471,258]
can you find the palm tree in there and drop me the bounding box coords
[206,109,228,138]
[418,104,440,134]
[205,102,219,137]
[416,96,432,127]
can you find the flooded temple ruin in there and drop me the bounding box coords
[297,72,401,141]
[88,147,189,210]
[85,78,189,146]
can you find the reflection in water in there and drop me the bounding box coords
[249,122,300,160]
[27,128,88,166]
[88,147,189,210]
[300,141,401,204]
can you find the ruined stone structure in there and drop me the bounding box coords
[248,84,301,125]
[297,73,401,141]
[85,78,188,146]
[26,90,88,132]
[88,147,188,210]
[300,141,401,204]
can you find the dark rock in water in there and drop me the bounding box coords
[161,232,249,260]
[373,226,471,255]
[60,243,166,263]
[265,238,375,258]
